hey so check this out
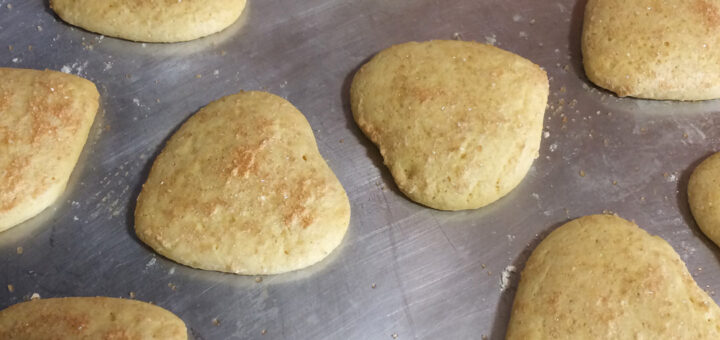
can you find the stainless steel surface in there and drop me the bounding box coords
[2,0,720,339]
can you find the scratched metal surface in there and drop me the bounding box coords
[2,0,720,339]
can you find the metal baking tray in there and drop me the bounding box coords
[2,0,720,339]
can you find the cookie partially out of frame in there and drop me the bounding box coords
[688,151,720,247]
[0,68,99,232]
[50,0,247,43]
[351,40,549,211]
[582,0,720,100]
[507,214,720,339]
[0,297,187,340]
[135,91,351,275]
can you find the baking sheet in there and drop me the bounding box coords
[2,0,720,339]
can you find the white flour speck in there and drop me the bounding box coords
[11,57,19,63]
[146,257,157,268]
[500,265,517,292]
[484,34,497,46]
[512,14,522,22]
[133,98,140,106]
[60,65,72,73]
[543,131,550,138]
[549,143,558,152]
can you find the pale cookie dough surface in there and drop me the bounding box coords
[50,0,247,43]
[689,151,720,247]
[507,214,720,339]
[582,0,720,100]
[135,91,351,275]
[350,40,548,211]
[0,297,187,340]
[0,68,99,232]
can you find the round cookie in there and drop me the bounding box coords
[0,68,99,232]
[688,151,720,246]
[350,40,549,211]
[135,91,351,275]
[50,0,247,43]
[582,0,720,100]
[507,214,720,339]
[0,297,187,339]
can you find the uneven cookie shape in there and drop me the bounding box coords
[689,151,720,247]
[582,0,720,100]
[135,91,350,275]
[351,40,548,210]
[0,297,186,339]
[50,0,247,43]
[507,214,720,339]
[0,68,99,232]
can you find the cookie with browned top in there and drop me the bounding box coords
[0,297,186,340]
[51,0,246,43]
[507,215,720,339]
[0,68,99,232]
[135,91,350,275]
[583,0,720,100]
[351,40,548,210]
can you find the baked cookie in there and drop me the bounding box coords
[135,91,350,275]
[507,214,720,339]
[689,151,720,247]
[0,68,99,232]
[351,40,548,211]
[50,0,247,43]
[582,0,720,100]
[0,297,186,340]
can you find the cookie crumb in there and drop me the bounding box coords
[167,283,177,291]
[30,293,40,300]
[129,291,136,299]
[255,277,263,283]
[391,333,398,339]
[212,318,220,326]
[261,329,267,335]
[371,283,376,289]
[16,247,23,255]
[7,284,14,293]
[579,170,586,177]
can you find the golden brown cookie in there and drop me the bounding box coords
[689,151,720,247]
[351,40,548,210]
[0,67,99,232]
[135,91,351,275]
[50,0,247,43]
[507,214,720,339]
[0,297,187,340]
[582,0,720,100]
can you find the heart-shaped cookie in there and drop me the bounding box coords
[135,91,350,275]
[583,0,720,100]
[351,40,548,211]
[507,214,720,339]
[50,0,246,43]
[0,297,186,340]
[0,68,99,232]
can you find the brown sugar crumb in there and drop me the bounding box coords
[683,132,689,139]
[16,247,23,255]
[612,180,618,185]
[7,284,14,293]
[339,139,344,143]
[255,277,263,283]
[212,318,220,326]
[129,291,136,299]
[8,45,13,51]
[195,74,203,79]
[579,170,586,177]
